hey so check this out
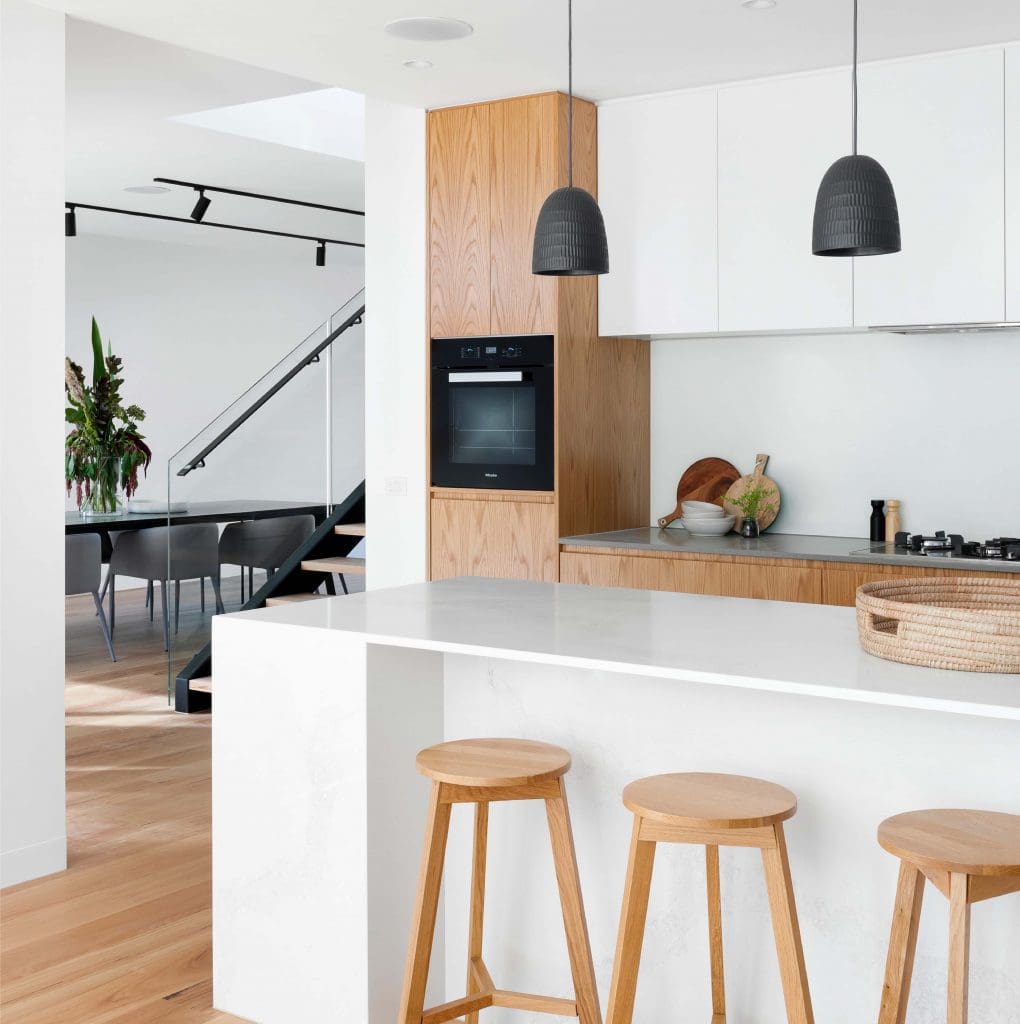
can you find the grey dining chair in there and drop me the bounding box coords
[218,515,316,605]
[108,524,224,650]
[66,534,116,662]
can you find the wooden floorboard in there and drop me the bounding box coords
[0,587,247,1024]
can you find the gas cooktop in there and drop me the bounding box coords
[858,531,1020,561]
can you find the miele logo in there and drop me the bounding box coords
[484,472,499,478]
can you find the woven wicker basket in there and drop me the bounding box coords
[856,576,1020,673]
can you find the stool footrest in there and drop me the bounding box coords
[421,993,492,1024]
[492,990,578,1015]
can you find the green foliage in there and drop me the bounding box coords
[728,482,776,522]
[65,319,151,512]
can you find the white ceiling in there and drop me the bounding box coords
[66,19,365,256]
[46,0,1020,110]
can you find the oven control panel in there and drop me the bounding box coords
[432,334,553,369]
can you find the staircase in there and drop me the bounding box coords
[175,482,366,712]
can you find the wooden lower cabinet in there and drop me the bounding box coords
[431,494,559,582]
[560,548,982,607]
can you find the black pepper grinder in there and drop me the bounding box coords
[870,500,886,543]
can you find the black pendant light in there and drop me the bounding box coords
[532,0,608,276]
[812,0,900,257]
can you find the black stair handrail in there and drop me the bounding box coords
[175,299,365,476]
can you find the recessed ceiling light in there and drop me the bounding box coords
[403,58,434,70]
[123,185,171,194]
[384,17,473,42]
[742,0,777,8]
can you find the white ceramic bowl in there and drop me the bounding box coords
[680,509,725,521]
[681,500,723,514]
[681,515,736,536]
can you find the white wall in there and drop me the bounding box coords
[0,0,67,887]
[364,97,426,589]
[651,330,1020,539]
[65,234,365,509]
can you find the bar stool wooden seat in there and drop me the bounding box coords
[877,808,1020,1024]
[607,772,814,1024]
[398,738,602,1024]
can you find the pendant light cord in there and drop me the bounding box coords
[851,0,858,155]
[568,0,574,187]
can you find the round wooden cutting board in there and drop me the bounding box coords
[657,458,741,528]
[723,453,781,532]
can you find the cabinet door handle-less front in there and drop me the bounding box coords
[448,371,525,383]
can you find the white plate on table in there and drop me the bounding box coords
[125,499,189,514]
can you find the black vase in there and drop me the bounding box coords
[740,517,760,539]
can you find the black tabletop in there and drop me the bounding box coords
[65,500,328,534]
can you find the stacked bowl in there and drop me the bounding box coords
[679,501,736,536]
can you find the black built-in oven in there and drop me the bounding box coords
[431,335,554,491]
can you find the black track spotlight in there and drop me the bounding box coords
[65,205,77,237]
[315,241,326,267]
[190,189,211,222]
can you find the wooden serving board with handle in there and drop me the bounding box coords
[657,457,741,528]
[723,453,781,532]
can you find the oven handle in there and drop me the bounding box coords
[447,371,525,383]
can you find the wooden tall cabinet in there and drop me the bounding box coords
[427,92,650,582]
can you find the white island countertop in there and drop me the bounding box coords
[233,576,1020,720]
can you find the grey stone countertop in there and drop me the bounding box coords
[559,528,1020,573]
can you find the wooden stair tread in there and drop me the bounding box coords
[189,675,213,693]
[300,556,366,574]
[264,593,327,607]
[334,522,366,536]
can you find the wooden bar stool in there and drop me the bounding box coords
[397,738,602,1024]
[607,772,814,1024]
[877,809,1020,1024]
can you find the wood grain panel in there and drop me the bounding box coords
[660,558,822,604]
[489,94,559,334]
[428,104,491,338]
[560,551,660,590]
[431,496,558,582]
[819,563,977,607]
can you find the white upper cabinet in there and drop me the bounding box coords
[854,49,1005,327]
[718,71,853,332]
[598,90,718,336]
[1007,46,1020,323]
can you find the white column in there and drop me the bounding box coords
[0,0,67,888]
[364,97,428,589]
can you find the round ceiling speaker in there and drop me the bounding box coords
[383,17,473,42]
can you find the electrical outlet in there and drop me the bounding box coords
[384,476,407,497]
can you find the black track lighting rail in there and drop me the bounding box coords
[152,178,364,217]
[64,202,364,249]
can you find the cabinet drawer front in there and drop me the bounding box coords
[431,497,558,582]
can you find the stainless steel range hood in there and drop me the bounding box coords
[869,321,1020,335]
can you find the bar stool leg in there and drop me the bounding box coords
[947,872,971,1024]
[760,823,814,1024]
[877,861,925,1024]
[544,777,604,1024]
[398,782,452,1024]
[465,802,489,1024]
[706,845,726,1023]
[606,817,656,1024]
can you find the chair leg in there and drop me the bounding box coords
[159,580,169,652]
[545,777,603,1024]
[324,574,337,596]
[465,802,489,1024]
[398,781,452,1024]
[606,816,656,1024]
[339,573,349,595]
[948,873,971,1024]
[878,861,925,1024]
[200,576,205,614]
[706,844,726,1023]
[98,569,111,608]
[761,823,814,1024]
[148,579,154,620]
[248,565,253,599]
[91,591,116,662]
[212,573,225,615]
[175,579,181,633]
[239,565,245,604]
[108,573,116,633]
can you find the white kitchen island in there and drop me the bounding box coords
[211,578,1020,1024]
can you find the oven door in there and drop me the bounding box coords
[431,367,554,490]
